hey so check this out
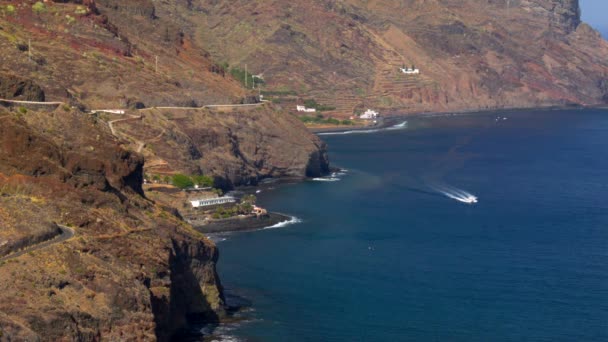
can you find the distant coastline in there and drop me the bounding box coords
[309,103,600,135]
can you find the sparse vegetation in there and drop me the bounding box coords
[74,6,88,15]
[211,195,257,219]
[65,15,76,25]
[299,114,353,126]
[303,99,336,112]
[261,90,297,96]
[230,66,264,89]
[167,173,214,189]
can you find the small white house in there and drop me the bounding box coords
[360,109,379,119]
[190,196,236,208]
[296,105,316,113]
[400,67,420,75]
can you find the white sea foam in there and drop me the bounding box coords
[318,128,380,136]
[206,235,229,243]
[430,183,478,204]
[200,323,244,342]
[312,177,341,182]
[264,216,302,229]
[386,120,408,130]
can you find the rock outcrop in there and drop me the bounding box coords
[0,74,45,102]
[115,105,330,188]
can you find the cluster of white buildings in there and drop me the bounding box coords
[296,105,316,113]
[400,67,420,75]
[360,109,379,120]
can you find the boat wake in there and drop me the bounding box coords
[318,121,407,136]
[264,216,302,229]
[429,183,478,204]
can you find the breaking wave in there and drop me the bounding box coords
[429,183,478,204]
[386,121,408,130]
[264,216,302,229]
[312,177,341,182]
[318,121,407,136]
[312,169,348,182]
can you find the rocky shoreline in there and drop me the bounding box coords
[189,212,292,234]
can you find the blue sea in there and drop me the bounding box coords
[211,109,608,341]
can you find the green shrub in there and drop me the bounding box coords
[32,2,46,16]
[18,107,27,114]
[171,174,194,189]
[75,6,88,15]
[303,99,336,112]
[6,5,15,15]
[298,115,350,126]
[193,175,214,187]
[230,67,264,89]
[65,14,76,25]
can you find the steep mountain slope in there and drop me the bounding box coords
[0,109,224,341]
[187,0,608,116]
[0,0,247,107]
[0,0,330,185]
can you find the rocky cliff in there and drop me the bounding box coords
[0,110,225,340]
[113,105,330,188]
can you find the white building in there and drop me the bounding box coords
[360,109,379,119]
[296,105,316,113]
[399,67,420,75]
[190,196,236,208]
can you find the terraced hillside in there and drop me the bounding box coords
[185,0,608,117]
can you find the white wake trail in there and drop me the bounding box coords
[429,183,478,204]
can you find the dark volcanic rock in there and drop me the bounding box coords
[0,74,45,102]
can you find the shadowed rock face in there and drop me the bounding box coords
[520,0,581,32]
[0,74,45,101]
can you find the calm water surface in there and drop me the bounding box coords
[211,109,608,341]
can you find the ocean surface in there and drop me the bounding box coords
[209,108,608,341]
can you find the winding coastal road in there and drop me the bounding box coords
[0,225,75,262]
